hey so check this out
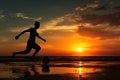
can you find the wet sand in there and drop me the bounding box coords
[0,57,120,80]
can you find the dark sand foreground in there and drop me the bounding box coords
[0,74,79,80]
[0,56,120,80]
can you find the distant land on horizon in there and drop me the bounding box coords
[0,56,120,62]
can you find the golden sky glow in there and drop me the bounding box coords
[77,48,83,52]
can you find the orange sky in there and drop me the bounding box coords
[0,0,120,56]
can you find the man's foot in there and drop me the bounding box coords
[31,57,36,62]
[12,52,16,58]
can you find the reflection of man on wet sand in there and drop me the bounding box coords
[12,21,46,58]
[42,56,50,72]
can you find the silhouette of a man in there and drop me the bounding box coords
[12,21,46,58]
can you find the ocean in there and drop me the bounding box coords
[0,56,120,80]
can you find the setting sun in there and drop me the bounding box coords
[77,48,83,52]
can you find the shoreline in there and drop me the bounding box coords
[0,56,120,62]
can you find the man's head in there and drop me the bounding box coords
[34,21,40,29]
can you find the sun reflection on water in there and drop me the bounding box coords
[77,61,103,78]
[78,61,82,75]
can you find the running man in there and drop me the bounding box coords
[12,21,46,58]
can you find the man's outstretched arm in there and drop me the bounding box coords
[36,33,46,42]
[15,29,30,39]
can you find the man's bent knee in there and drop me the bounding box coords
[24,50,31,54]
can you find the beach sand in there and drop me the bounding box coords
[0,57,120,80]
[1,67,120,80]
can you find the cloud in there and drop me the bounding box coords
[9,25,31,33]
[93,5,108,11]
[43,8,120,39]
[9,15,77,35]
[77,25,120,39]
[83,12,120,26]
[0,38,9,43]
[40,10,120,39]
[55,14,78,26]
[75,1,120,11]
[56,11,120,27]
[16,13,42,21]
[75,3,98,11]
[11,5,120,40]
[0,15,5,19]
[40,15,77,33]
[113,6,120,10]
[93,5,120,11]
[68,11,120,39]
[0,10,5,19]
[71,11,120,26]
